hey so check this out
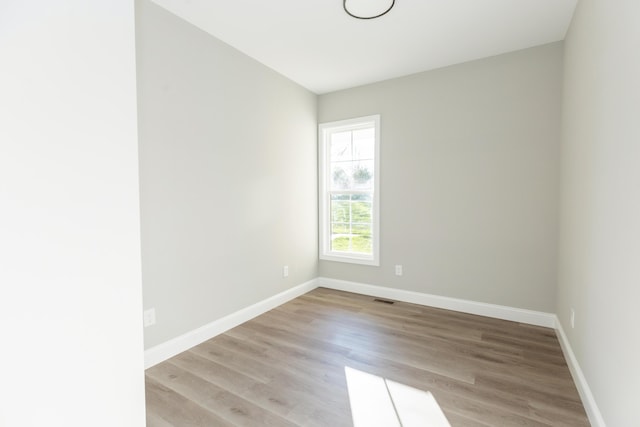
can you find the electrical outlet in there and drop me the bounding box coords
[283,265,289,278]
[395,265,403,276]
[570,308,575,329]
[143,308,156,327]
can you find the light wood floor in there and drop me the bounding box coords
[145,288,590,426]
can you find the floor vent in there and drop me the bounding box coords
[373,298,395,305]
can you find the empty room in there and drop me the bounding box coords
[2,0,639,426]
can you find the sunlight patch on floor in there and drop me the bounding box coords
[344,366,451,427]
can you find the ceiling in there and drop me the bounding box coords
[150,0,578,94]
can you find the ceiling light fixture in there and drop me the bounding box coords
[343,0,395,20]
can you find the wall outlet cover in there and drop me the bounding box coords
[144,308,156,327]
[395,265,403,276]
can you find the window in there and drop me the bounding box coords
[319,115,380,266]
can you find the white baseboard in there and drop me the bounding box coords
[144,279,318,369]
[554,318,606,427]
[145,277,558,369]
[317,277,556,328]
[144,275,602,425]
[316,277,602,425]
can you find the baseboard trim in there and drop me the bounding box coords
[144,276,602,424]
[145,277,560,368]
[144,279,318,369]
[317,277,556,328]
[554,318,606,427]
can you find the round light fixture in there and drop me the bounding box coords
[343,0,395,20]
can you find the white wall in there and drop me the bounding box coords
[319,43,563,313]
[0,1,145,426]
[136,0,318,349]
[558,0,640,425]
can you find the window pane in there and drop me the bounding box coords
[352,129,375,160]
[329,193,372,254]
[330,131,352,162]
[352,161,374,190]
[331,222,349,235]
[331,235,350,252]
[352,224,372,254]
[351,193,372,202]
[330,198,350,223]
[351,200,372,223]
[331,164,352,190]
[331,161,374,191]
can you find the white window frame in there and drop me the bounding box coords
[319,115,380,266]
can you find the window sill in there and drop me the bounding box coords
[320,253,379,266]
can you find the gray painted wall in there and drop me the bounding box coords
[136,0,318,349]
[318,43,563,313]
[558,0,640,425]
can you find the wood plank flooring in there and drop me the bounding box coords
[146,288,590,426]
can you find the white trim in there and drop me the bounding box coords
[144,279,318,369]
[317,277,556,328]
[554,318,607,427]
[320,252,380,266]
[144,276,572,367]
[319,115,380,266]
